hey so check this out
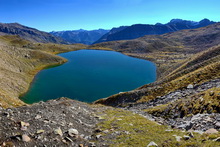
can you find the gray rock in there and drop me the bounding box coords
[183,135,190,140]
[35,115,42,119]
[22,134,31,142]
[147,141,158,147]
[68,128,79,137]
[187,84,194,89]
[54,127,63,136]
[96,134,102,139]
[89,142,96,147]
[173,135,182,142]
[215,122,220,128]
[205,128,218,134]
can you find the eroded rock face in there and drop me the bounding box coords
[0,98,107,146]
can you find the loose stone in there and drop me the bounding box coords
[147,141,158,147]
[183,135,190,140]
[36,129,45,134]
[68,128,79,137]
[54,127,63,136]
[35,115,42,119]
[204,128,218,134]
[187,84,194,89]
[22,134,31,142]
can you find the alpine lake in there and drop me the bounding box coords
[20,49,156,104]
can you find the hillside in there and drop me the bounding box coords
[50,29,109,45]
[0,35,87,108]
[0,23,66,44]
[91,23,220,137]
[0,23,219,146]
[95,19,216,44]
[91,22,220,79]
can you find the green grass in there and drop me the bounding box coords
[97,109,220,147]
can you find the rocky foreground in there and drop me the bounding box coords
[0,97,220,147]
[0,98,109,147]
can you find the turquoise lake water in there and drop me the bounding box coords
[20,49,156,103]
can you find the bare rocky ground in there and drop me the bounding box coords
[125,78,220,133]
[0,98,110,147]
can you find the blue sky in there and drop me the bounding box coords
[0,0,219,32]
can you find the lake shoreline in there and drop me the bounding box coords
[20,49,156,104]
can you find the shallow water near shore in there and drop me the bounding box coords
[20,49,156,103]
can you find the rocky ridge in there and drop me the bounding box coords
[95,18,216,44]
[0,23,66,44]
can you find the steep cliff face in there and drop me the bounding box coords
[0,23,66,44]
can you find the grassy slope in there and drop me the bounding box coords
[90,23,220,79]
[97,108,220,147]
[145,87,220,118]
[0,35,87,108]
[0,25,219,146]
[93,23,220,114]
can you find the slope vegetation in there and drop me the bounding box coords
[93,23,220,111]
[0,23,220,146]
[0,35,87,108]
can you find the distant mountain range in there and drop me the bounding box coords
[50,29,109,45]
[94,19,216,44]
[0,23,66,44]
[0,19,216,45]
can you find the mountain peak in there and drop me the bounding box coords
[199,18,211,23]
[94,18,216,44]
[169,19,184,23]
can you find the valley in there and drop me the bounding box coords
[0,21,219,146]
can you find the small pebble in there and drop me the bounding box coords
[68,128,79,137]
[22,134,31,142]
[54,127,63,136]
[147,141,158,147]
